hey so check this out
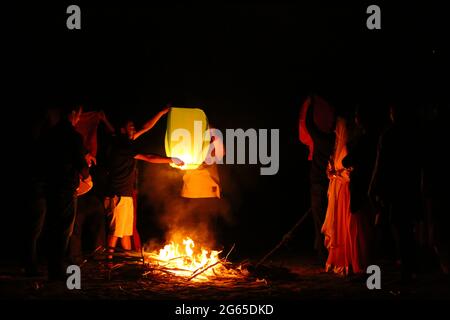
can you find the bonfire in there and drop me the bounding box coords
[143,237,250,283]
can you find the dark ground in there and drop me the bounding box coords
[1,253,448,300]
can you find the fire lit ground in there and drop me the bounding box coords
[1,245,449,300]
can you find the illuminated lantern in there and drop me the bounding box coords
[165,107,210,170]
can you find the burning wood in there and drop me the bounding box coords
[142,237,251,283]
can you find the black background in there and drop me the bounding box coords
[6,1,448,260]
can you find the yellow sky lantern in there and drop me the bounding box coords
[165,107,211,170]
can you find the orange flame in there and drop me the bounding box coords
[144,236,247,282]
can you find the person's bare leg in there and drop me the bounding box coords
[121,236,131,251]
[107,235,119,260]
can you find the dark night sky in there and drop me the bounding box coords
[7,2,448,258]
[15,2,447,112]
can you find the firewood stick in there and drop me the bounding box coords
[255,208,311,268]
[187,261,221,281]
[224,243,236,261]
[160,267,192,272]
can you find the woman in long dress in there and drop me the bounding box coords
[321,118,368,275]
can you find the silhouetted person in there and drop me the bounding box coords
[370,104,422,282]
[422,104,448,274]
[25,107,60,276]
[304,95,336,262]
[322,116,370,275]
[69,167,107,264]
[69,110,114,264]
[42,104,89,280]
[342,106,379,269]
[105,108,183,261]
[343,107,379,215]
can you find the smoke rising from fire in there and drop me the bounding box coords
[139,163,235,251]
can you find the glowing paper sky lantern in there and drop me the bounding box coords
[165,107,211,170]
